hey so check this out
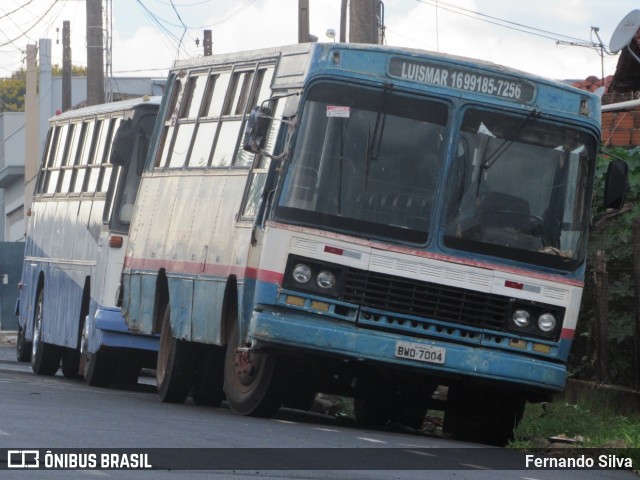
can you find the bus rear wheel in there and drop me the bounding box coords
[191,344,225,407]
[16,325,31,362]
[223,322,284,417]
[61,350,82,378]
[157,307,194,403]
[30,289,61,376]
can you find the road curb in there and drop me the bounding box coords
[0,331,17,345]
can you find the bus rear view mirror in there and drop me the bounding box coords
[243,106,272,153]
[603,159,629,210]
[111,119,135,166]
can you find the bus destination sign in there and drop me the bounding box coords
[388,57,536,103]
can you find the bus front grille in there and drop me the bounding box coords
[343,269,510,330]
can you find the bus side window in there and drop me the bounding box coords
[59,123,82,193]
[44,124,70,194]
[74,121,96,193]
[37,127,56,194]
[239,97,284,220]
[68,122,88,193]
[235,66,275,168]
[156,76,184,169]
[98,118,121,193]
[210,70,254,168]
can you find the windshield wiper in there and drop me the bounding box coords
[482,110,539,170]
[475,110,539,197]
[364,83,393,189]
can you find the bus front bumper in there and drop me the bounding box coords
[248,309,567,394]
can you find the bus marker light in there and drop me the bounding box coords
[505,280,523,290]
[310,301,330,312]
[285,295,305,307]
[533,343,552,354]
[324,246,344,255]
[509,339,527,349]
[109,235,124,248]
[324,245,361,259]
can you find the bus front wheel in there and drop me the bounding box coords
[156,307,194,403]
[30,289,61,376]
[82,324,116,387]
[83,350,116,387]
[223,322,284,417]
[443,386,525,446]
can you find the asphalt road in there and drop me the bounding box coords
[0,335,636,480]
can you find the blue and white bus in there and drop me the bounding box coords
[17,96,160,387]
[121,43,621,445]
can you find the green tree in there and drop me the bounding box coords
[569,146,640,386]
[0,65,87,113]
[0,69,26,112]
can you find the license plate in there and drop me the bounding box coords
[395,341,446,365]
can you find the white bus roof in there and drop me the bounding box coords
[170,42,589,94]
[50,95,162,123]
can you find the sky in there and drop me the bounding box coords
[0,0,638,83]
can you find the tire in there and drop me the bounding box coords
[30,289,62,376]
[115,355,141,385]
[82,324,116,387]
[443,386,525,446]
[191,344,225,407]
[63,291,88,379]
[61,349,82,378]
[156,307,194,403]
[16,326,31,362]
[83,350,116,387]
[223,322,285,417]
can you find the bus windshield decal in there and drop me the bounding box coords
[326,106,350,118]
[388,57,536,103]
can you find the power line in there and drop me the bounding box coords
[169,0,190,59]
[135,0,191,58]
[0,0,37,21]
[415,0,598,47]
[0,0,60,48]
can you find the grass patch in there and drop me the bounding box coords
[512,399,640,449]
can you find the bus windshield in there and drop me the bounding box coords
[444,108,596,270]
[276,81,448,244]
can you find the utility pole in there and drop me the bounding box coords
[298,0,310,43]
[24,44,39,214]
[349,0,379,44]
[340,0,347,42]
[62,21,71,112]
[203,30,212,56]
[86,0,104,106]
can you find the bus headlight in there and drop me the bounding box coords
[512,309,530,328]
[538,313,557,333]
[506,302,564,340]
[283,255,346,299]
[317,270,336,289]
[292,263,312,284]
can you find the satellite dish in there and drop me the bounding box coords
[610,9,640,53]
